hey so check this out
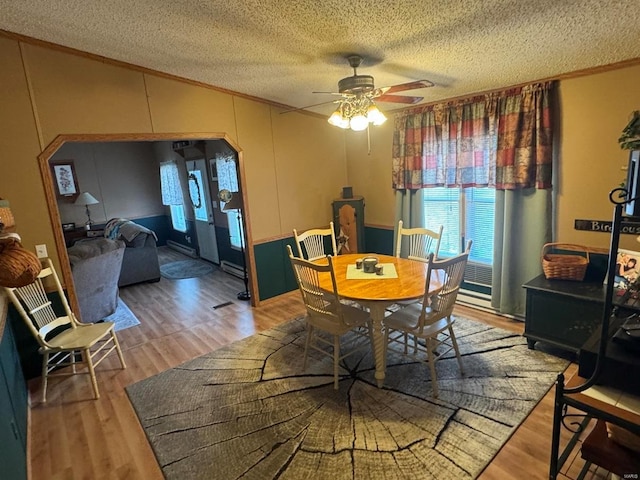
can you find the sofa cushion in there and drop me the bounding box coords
[125,233,148,248]
[68,237,125,264]
[105,218,158,243]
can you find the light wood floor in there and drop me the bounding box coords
[26,247,612,479]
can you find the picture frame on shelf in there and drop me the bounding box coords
[611,248,640,310]
[613,248,640,290]
[51,161,79,199]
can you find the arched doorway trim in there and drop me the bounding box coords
[37,132,259,315]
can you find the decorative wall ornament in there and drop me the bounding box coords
[50,161,79,199]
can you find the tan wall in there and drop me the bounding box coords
[3,30,639,294]
[52,141,163,227]
[346,65,640,251]
[345,120,396,228]
[0,35,347,271]
[557,64,640,251]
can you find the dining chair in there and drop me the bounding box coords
[293,222,338,261]
[286,245,371,389]
[395,220,443,262]
[4,258,127,402]
[385,240,472,398]
[391,220,444,310]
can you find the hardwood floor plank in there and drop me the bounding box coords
[26,248,609,479]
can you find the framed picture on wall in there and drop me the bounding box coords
[51,161,79,198]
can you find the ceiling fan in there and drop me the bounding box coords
[292,55,434,131]
[315,54,434,105]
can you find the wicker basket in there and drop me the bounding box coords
[0,197,14,230]
[0,235,42,288]
[541,243,589,281]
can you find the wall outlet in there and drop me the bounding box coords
[35,244,48,259]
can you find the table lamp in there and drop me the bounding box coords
[74,192,100,230]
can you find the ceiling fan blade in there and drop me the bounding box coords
[379,80,434,95]
[279,99,337,114]
[376,94,423,104]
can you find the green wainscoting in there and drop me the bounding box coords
[254,238,298,300]
[364,226,394,256]
[134,215,171,246]
[0,317,28,480]
[255,227,395,301]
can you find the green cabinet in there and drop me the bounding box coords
[523,274,605,353]
[332,196,365,254]
[0,319,28,480]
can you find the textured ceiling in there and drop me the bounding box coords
[1,0,640,116]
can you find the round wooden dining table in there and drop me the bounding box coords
[318,253,444,387]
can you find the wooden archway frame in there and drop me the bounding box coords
[37,132,259,316]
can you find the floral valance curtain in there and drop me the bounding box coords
[392,82,554,190]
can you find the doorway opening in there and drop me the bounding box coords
[38,133,258,316]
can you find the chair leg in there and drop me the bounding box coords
[83,348,100,400]
[303,326,313,370]
[111,331,127,369]
[41,352,49,403]
[426,339,439,398]
[71,349,77,374]
[333,335,340,390]
[449,323,464,375]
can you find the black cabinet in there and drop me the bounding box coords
[332,196,364,254]
[523,275,605,352]
[548,204,640,479]
[0,318,28,480]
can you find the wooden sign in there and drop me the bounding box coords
[574,218,640,234]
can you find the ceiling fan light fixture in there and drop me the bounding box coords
[328,108,349,129]
[349,113,369,131]
[367,103,387,126]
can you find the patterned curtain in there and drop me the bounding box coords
[493,83,553,189]
[392,82,554,190]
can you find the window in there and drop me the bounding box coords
[159,161,183,205]
[423,187,495,288]
[170,204,187,232]
[188,170,207,221]
[216,155,243,249]
[161,160,187,232]
[226,209,244,249]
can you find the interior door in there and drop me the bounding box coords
[189,159,219,264]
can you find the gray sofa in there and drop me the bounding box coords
[67,237,125,323]
[105,218,161,287]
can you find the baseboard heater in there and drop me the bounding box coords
[457,289,494,312]
[166,240,197,258]
[221,260,244,279]
[457,290,524,321]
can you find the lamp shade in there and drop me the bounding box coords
[74,192,99,206]
[222,193,242,211]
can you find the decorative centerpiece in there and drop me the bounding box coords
[362,256,378,273]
